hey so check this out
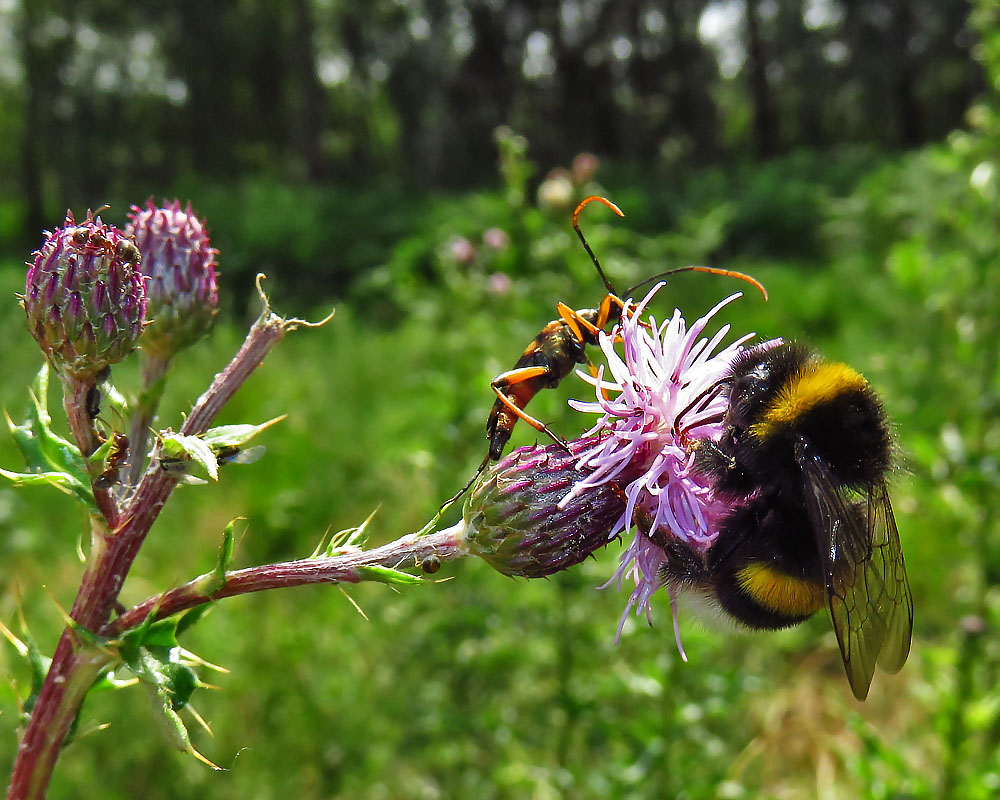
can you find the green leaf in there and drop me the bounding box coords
[175,604,212,638]
[23,633,52,717]
[317,506,379,557]
[130,645,199,711]
[200,415,286,448]
[6,391,89,480]
[142,679,194,751]
[2,364,96,509]
[102,381,130,420]
[356,565,424,586]
[0,466,97,512]
[27,390,89,482]
[118,610,171,670]
[208,518,239,593]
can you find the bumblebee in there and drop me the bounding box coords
[659,341,913,700]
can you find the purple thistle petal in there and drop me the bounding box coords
[560,284,757,651]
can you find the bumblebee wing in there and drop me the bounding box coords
[795,440,913,700]
[863,481,914,674]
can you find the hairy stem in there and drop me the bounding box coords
[107,523,467,635]
[7,636,116,800]
[59,373,119,528]
[126,353,170,487]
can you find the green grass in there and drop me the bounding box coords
[1,141,997,798]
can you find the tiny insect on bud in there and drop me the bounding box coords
[23,210,147,379]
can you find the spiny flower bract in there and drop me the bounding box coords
[127,199,219,358]
[23,209,146,379]
[461,438,625,578]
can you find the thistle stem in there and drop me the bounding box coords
[126,352,170,487]
[6,635,115,800]
[107,523,467,636]
[9,296,304,800]
[59,373,119,528]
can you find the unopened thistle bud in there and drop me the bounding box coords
[461,439,625,578]
[23,210,146,379]
[126,199,219,358]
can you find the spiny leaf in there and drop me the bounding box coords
[102,381,130,420]
[141,680,221,769]
[208,518,239,593]
[322,506,379,557]
[175,605,212,638]
[356,565,424,586]
[27,387,89,482]
[0,466,96,512]
[200,416,286,448]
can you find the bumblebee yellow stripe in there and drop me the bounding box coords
[736,561,824,618]
[750,362,868,440]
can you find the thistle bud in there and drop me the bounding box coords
[126,199,219,358]
[23,210,146,379]
[461,439,624,578]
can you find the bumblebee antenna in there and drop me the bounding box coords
[626,266,768,302]
[573,195,625,296]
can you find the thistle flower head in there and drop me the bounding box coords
[23,209,146,379]
[562,284,763,642]
[461,439,625,578]
[126,199,219,358]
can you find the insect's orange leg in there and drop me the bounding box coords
[491,368,570,451]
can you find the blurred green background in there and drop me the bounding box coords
[1,1,999,797]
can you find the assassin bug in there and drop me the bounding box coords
[485,195,768,462]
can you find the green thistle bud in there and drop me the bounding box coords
[23,210,146,379]
[126,199,219,358]
[461,439,624,578]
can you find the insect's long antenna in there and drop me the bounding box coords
[573,195,625,296]
[626,266,768,302]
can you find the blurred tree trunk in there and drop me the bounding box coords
[744,0,779,157]
[444,4,513,184]
[290,0,327,181]
[16,0,47,238]
[666,0,719,160]
[338,4,377,178]
[170,1,239,175]
[890,0,921,146]
[774,0,826,147]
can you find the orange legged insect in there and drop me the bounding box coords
[485,196,766,462]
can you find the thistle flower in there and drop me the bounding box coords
[561,285,762,646]
[461,439,625,578]
[23,210,146,379]
[126,199,219,358]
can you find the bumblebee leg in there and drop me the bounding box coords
[491,367,571,452]
[689,438,736,476]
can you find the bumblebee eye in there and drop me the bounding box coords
[733,374,768,402]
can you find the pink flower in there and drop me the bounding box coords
[487,272,512,296]
[448,236,477,265]
[482,227,510,250]
[561,285,763,652]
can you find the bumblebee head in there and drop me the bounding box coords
[723,342,812,430]
[723,341,892,490]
